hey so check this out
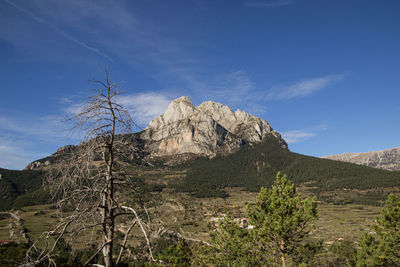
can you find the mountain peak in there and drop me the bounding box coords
[142,96,287,160]
[172,95,192,103]
[147,96,196,128]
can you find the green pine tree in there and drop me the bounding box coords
[247,172,318,267]
[194,214,259,266]
[356,193,400,266]
[157,240,191,266]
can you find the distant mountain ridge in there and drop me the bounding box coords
[323,146,400,171]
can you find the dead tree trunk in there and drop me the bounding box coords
[25,70,156,266]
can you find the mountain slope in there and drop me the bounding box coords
[175,138,400,197]
[0,168,48,210]
[323,146,400,171]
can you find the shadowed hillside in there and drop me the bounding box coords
[175,137,400,198]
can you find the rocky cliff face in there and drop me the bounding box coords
[140,96,286,160]
[26,96,287,168]
[323,146,400,171]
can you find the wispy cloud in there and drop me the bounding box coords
[4,0,114,62]
[0,114,80,169]
[64,103,84,117]
[282,130,317,144]
[282,123,327,144]
[0,137,49,170]
[0,114,73,142]
[116,93,172,127]
[63,92,173,128]
[1,1,266,115]
[209,70,268,115]
[165,69,267,115]
[0,90,172,169]
[244,0,293,8]
[265,75,344,100]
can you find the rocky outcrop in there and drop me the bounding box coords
[26,96,287,168]
[25,145,76,170]
[323,146,400,171]
[56,145,75,154]
[141,96,286,159]
[197,101,274,142]
[25,160,51,170]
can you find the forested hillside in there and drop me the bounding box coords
[2,136,400,210]
[175,137,400,197]
[0,168,48,211]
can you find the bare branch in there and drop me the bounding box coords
[83,241,111,267]
[27,70,157,266]
[121,205,156,262]
[115,220,137,266]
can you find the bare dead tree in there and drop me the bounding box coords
[25,70,155,267]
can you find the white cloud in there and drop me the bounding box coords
[0,115,72,142]
[61,92,172,128]
[64,102,85,116]
[0,108,93,170]
[0,90,172,169]
[116,93,172,126]
[265,75,344,100]
[174,69,267,116]
[1,1,266,116]
[0,141,48,170]
[0,113,82,169]
[282,130,317,144]
[282,123,327,144]
[244,0,293,8]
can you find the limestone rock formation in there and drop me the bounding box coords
[141,96,286,159]
[26,96,287,168]
[323,146,400,171]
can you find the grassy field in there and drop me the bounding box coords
[0,186,384,250]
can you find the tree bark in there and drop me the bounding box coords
[280,241,286,267]
[102,87,116,267]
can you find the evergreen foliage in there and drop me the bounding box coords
[0,242,29,266]
[0,168,48,211]
[156,240,191,266]
[196,173,318,266]
[194,214,261,266]
[174,138,400,198]
[291,240,324,266]
[0,239,100,267]
[327,239,357,266]
[356,193,400,266]
[247,172,318,266]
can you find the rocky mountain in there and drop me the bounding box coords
[25,96,287,168]
[323,146,400,171]
[141,96,286,159]
[11,97,400,210]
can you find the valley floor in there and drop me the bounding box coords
[0,187,382,248]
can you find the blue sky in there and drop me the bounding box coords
[1,0,399,170]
